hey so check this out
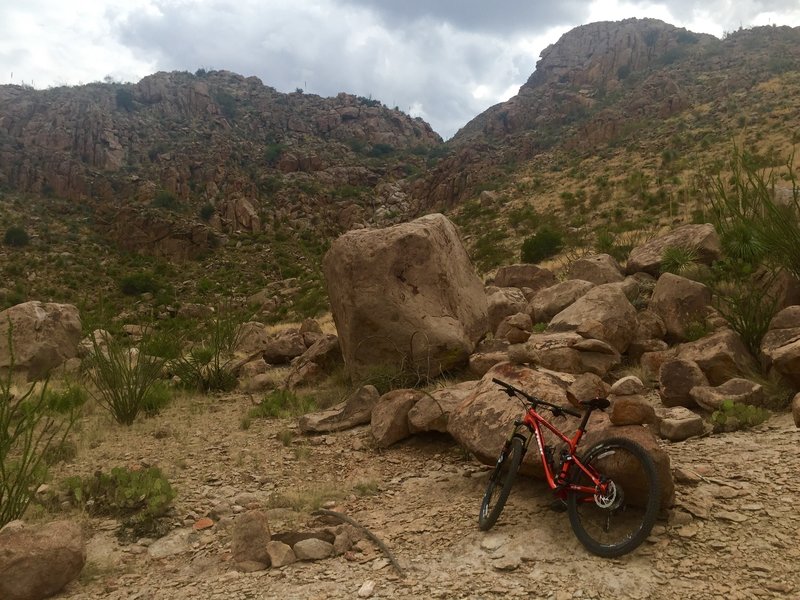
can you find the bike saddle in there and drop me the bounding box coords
[579,397,610,410]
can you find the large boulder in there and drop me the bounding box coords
[626,224,722,276]
[0,520,86,600]
[0,302,82,380]
[487,288,528,334]
[323,214,488,379]
[760,306,800,388]
[792,393,800,428]
[285,334,342,389]
[690,378,765,411]
[510,332,620,377]
[648,273,712,342]
[493,264,557,291]
[676,329,759,386]
[547,284,638,354]
[370,389,425,447]
[262,330,307,365]
[447,362,572,472]
[566,254,624,285]
[495,312,532,344]
[658,358,709,408]
[299,385,380,434]
[231,510,271,571]
[408,381,478,433]
[527,279,595,324]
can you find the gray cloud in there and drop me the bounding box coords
[3,1,800,138]
[340,0,591,33]
[115,0,548,138]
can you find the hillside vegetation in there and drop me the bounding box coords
[1,19,800,325]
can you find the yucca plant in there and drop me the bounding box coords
[707,146,800,278]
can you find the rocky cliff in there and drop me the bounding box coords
[0,70,441,257]
[415,19,800,208]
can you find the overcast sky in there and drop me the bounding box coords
[2,1,800,139]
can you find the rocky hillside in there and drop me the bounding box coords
[0,70,441,258]
[2,18,800,322]
[415,19,800,227]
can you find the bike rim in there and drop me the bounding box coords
[571,445,654,550]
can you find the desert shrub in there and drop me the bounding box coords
[248,389,316,419]
[709,262,779,356]
[119,271,161,296]
[115,88,135,112]
[472,230,510,270]
[63,466,175,538]
[215,90,237,119]
[1,337,81,526]
[710,400,769,433]
[3,226,29,247]
[264,143,286,165]
[199,203,215,221]
[521,226,564,263]
[368,143,394,157]
[85,331,169,425]
[170,307,243,392]
[683,318,712,342]
[152,189,181,211]
[141,380,172,417]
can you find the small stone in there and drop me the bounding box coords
[333,531,352,555]
[265,541,296,568]
[293,538,333,561]
[192,518,214,531]
[358,580,376,598]
[492,554,521,571]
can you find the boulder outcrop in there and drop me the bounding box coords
[323,214,488,379]
[0,302,82,380]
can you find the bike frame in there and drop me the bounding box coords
[513,404,608,502]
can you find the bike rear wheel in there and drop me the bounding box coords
[567,437,660,558]
[478,435,524,531]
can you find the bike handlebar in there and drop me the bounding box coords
[491,378,582,418]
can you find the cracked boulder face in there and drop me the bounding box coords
[323,213,488,380]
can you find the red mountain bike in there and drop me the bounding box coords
[478,378,660,558]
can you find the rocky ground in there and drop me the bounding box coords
[50,392,799,600]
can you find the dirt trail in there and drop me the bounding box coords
[54,394,800,600]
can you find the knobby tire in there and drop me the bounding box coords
[478,435,524,531]
[566,437,660,558]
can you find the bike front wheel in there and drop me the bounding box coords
[478,435,524,531]
[567,437,660,558]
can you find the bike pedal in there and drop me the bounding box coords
[548,499,567,513]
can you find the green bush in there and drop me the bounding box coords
[170,307,242,393]
[199,203,215,221]
[152,190,181,211]
[710,262,779,356]
[63,466,175,538]
[1,335,81,527]
[119,272,161,296]
[521,226,564,263]
[3,226,29,247]
[115,88,135,112]
[710,400,769,433]
[85,331,169,425]
[248,389,316,419]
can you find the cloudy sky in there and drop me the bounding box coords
[2,1,800,138]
